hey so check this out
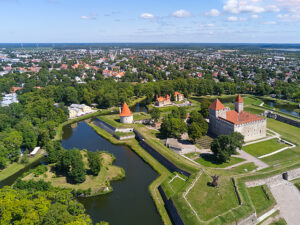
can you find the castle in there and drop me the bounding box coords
[209,95,266,142]
[120,102,133,124]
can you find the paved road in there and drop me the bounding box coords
[235,149,268,170]
[269,181,300,225]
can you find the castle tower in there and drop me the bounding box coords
[209,99,227,119]
[235,94,244,113]
[120,102,133,124]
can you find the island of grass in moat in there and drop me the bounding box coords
[22,150,125,196]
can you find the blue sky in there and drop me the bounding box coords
[1,0,299,43]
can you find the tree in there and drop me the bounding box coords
[15,119,37,150]
[150,108,160,122]
[200,99,211,118]
[0,129,23,162]
[160,117,187,139]
[69,159,86,183]
[210,132,244,163]
[178,107,187,120]
[87,151,101,176]
[188,122,202,143]
[188,110,208,135]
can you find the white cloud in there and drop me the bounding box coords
[205,9,220,17]
[263,21,277,24]
[223,0,280,14]
[266,5,280,12]
[80,16,89,20]
[171,9,191,18]
[227,16,238,21]
[274,0,300,21]
[207,23,215,27]
[251,14,259,19]
[140,13,154,19]
[224,0,265,14]
[80,13,97,20]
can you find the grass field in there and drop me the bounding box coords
[186,173,239,221]
[260,118,300,166]
[162,173,187,198]
[248,185,275,216]
[243,138,289,157]
[0,153,43,182]
[23,151,124,195]
[194,155,245,168]
[133,112,151,121]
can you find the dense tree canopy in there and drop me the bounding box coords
[210,132,245,163]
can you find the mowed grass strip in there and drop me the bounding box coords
[243,138,289,157]
[195,154,245,168]
[267,118,300,146]
[186,173,239,221]
[248,185,275,216]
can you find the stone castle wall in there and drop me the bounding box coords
[209,115,235,136]
[234,119,266,142]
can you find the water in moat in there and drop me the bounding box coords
[264,100,299,117]
[61,121,163,225]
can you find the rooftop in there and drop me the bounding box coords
[120,102,132,117]
[209,99,226,110]
[224,110,264,125]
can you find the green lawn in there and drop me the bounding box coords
[229,163,258,174]
[244,106,265,115]
[243,138,289,157]
[195,155,245,168]
[248,185,275,216]
[267,119,300,146]
[0,153,43,182]
[162,173,187,198]
[186,173,239,221]
[133,112,151,121]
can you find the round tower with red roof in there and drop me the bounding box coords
[120,102,133,124]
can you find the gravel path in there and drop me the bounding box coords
[235,149,269,170]
[269,181,300,225]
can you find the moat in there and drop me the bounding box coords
[61,121,163,225]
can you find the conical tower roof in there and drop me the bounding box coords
[120,102,132,117]
[235,94,244,103]
[209,99,226,110]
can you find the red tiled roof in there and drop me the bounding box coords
[120,102,132,117]
[209,99,226,110]
[10,87,22,93]
[224,110,264,125]
[235,94,244,103]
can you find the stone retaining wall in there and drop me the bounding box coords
[264,111,300,128]
[245,168,300,187]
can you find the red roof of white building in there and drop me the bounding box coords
[120,102,132,117]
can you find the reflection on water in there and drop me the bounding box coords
[61,122,163,225]
[266,100,299,117]
[131,103,148,113]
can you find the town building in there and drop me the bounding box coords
[209,95,266,142]
[1,93,19,107]
[120,102,133,124]
[156,94,171,106]
[68,104,95,119]
[174,92,184,102]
